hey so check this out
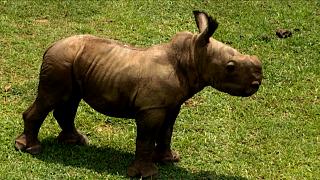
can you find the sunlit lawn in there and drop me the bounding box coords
[0,1,319,179]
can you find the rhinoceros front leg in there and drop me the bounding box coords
[153,108,181,164]
[127,109,167,178]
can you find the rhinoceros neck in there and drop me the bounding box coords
[168,32,206,97]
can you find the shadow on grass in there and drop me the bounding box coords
[35,137,247,179]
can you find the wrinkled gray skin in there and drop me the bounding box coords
[15,11,262,178]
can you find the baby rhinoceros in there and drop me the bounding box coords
[15,11,262,178]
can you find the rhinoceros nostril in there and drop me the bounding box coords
[251,81,260,89]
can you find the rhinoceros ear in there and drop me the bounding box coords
[193,10,218,46]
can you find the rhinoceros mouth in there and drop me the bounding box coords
[212,80,261,97]
[221,80,260,97]
[242,81,261,97]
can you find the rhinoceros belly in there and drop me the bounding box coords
[74,41,141,118]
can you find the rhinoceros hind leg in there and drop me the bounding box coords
[15,59,76,153]
[57,130,89,145]
[15,96,53,154]
[53,95,88,145]
[15,133,42,155]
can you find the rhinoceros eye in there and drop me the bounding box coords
[226,61,236,73]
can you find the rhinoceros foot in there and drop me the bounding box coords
[57,130,89,145]
[127,160,158,178]
[15,133,42,155]
[153,149,180,164]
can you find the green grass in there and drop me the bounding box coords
[1,0,319,179]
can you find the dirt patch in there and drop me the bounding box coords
[184,96,204,107]
[96,123,115,134]
[34,19,49,24]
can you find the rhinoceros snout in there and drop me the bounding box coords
[250,81,260,91]
[241,80,261,97]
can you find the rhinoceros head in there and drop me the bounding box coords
[193,11,262,97]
